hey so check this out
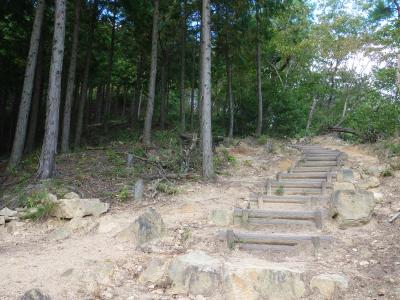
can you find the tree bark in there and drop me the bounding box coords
[130,52,143,127]
[305,97,318,135]
[397,54,400,91]
[255,1,263,137]
[179,0,187,132]
[143,0,160,147]
[159,57,167,129]
[8,0,46,169]
[103,3,117,133]
[227,58,234,139]
[26,34,45,153]
[74,0,97,148]
[190,44,196,131]
[61,0,81,153]
[200,0,214,179]
[37,0,66,179]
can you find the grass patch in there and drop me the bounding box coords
[381,169,394,177]
[156,181,180,195]
[275,186,284,196]
[19,189,56,221]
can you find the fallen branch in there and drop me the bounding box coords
[389,212,400,223]
[327,126,359,135]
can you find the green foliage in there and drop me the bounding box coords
[156,181,180,195]
[275,186,284,196]
[19,190,55,221]
[117,185,131,201]
[381,169,393,177]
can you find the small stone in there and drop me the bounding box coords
[359,261,369,266]
[209,209,232,226]
[357,177,380,190]
[333,182,355,191]
[19,289,51,300]
[51,198,109,219]
[0,216,5,226]
[63,192,80,199]
[378,289,385,296]
[139,258,171,285]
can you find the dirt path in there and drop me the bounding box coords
[1,136,399,299]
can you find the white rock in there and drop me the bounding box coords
[139,258,171,285]
[97,216,131,235]
[168,251,222,297]
[357,177,380,190]
[115,208,165,244]
[333,182,355,191]
[51,198,109,219]
[0,207,18,218]
[0,216,5,226]
[331,190,376,229]
[310,274,349,298]
[373,192,384,201]
[63,192,80,199]
[359,261,369,266]
[223,258,306,300]
[209,209,232,226]
[47,227,72,241]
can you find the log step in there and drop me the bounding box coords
[221,230,331,249]
[304,156,340,161]
[268,187,327,196]
[267,179,333,189]
[233,208,323,229]
[249,194,328,206]
[300,161,341,167]
[278,172,337,180]
[290,166,338,173]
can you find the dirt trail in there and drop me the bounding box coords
[1,136,399,299]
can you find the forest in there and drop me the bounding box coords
[0,0,399,180]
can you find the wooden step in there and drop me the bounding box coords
[290,166,338,173]
[249,193,328,207]
[278,172,336,180]
[300,161,341,167]
[268,187,327,196]
[233,208,323,228]
[304,156,339,161]
[220,230,332,250]
[268,179,332,189]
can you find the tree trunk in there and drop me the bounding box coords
[95,84,103,123]
[255,1,263,136]
[74,0,97,148]
[179,0,187,132]
[8,0,46,169]
[305,97,318,135]
[159,57,167,130]
[37,0,66,179]
[190,44,196,131]
[200,0,214,179]
[103,4,117,133]
[26,34,45,153]
[61,0,81,153]
[130,52,143,127]
[227,58,234,139]
[143,0,160,147]
[397,54,400,91]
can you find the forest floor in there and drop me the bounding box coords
[0,135,400,299]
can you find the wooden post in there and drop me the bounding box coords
[226,229,236,250]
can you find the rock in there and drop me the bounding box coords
[223,258,306,300]
[116,208,165,244]
[168,251,222,297]
[373,191,384,202]
[0,207,18,218]
[47,193,58,202]
[6,221,25,234]
[331,190,376,229]
[333,182,355,191]
[63,192,80,199]
[310,274,349,299]
[19,289,51,300]
[336,169,354,182]
[67,217,98,234]
[0,216,5,226]
[139,258,171,285]
[47,227,72,241]
[97,215,131,235]
[209,209,232,226]
[365,165,386,177]
[134,179,144,201]
[51,198,109,219]
[357,177,380,190]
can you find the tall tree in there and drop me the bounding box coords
[143,0,160,146]
[255,0,263,136]
[74,0,98,148]
[200,0,214,179]
[37,0,66,179]
[179,0,187,132]
[61,0,81,153]
[8,0,46,169]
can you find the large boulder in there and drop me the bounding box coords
[115,208,165,244]
[51,198,109,219]
[310,274,349,298]
[223,258,306,300]
[0,207,18,222]
[168,251,222,297]
[331,190,376,229]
